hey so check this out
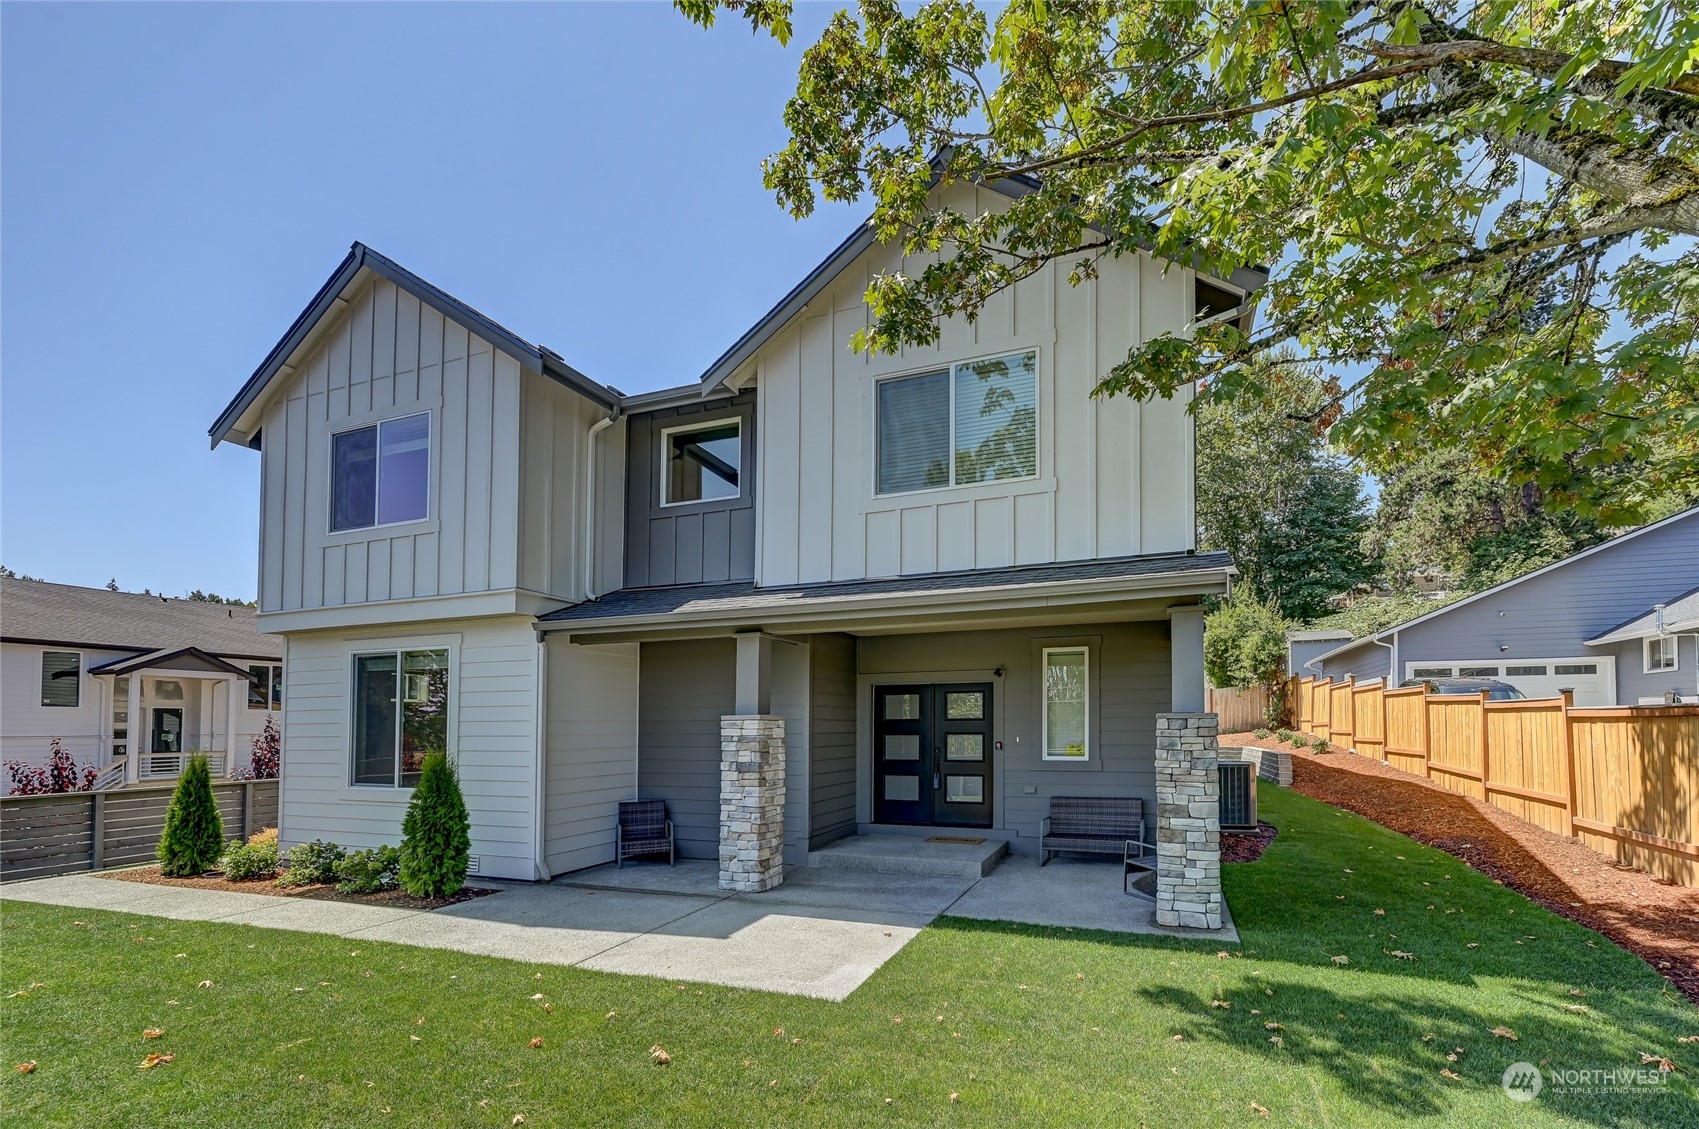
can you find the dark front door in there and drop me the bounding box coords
[872,683,993,827]
[150,708,183,753]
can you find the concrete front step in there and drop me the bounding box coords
[806,833,1009,878]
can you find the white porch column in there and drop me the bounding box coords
[1168,606,1207,713]
[124,675,142,784]
[224,675,241,778]
[734,633,774,715]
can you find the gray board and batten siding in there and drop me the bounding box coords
[623,393,756,589]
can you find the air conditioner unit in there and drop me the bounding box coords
[1219,761,1258,830]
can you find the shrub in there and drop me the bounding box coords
[247,826,278,848]
[220,836,279,881]
[334,845,401,895]
[1253,727,1272,740]
[1204,589,1290,692]
[5,738,98,796]
[235,717,280,781]
[157,755,224,876]
[398,752,471,899]
[1310,738,1334,754]
[276,839,345,887]
[1274,729,1296,745]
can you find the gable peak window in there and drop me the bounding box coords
[331,412,430,532]
[877,351,1036,496]
[1646,635,1678,673]
[40,650,81,708]
[662,419,741,506]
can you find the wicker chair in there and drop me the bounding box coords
[616,799,674,867]
[1039,795,1147,867]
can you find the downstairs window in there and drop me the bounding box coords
[351,649,449,787]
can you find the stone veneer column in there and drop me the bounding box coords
[720,715,786,892]
[1155,712,1223,930]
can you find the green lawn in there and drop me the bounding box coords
[3,788,1694,1128]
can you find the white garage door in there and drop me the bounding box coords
[1404,660,1615,707]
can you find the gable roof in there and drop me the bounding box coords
[0,578,282,660]
[1585,583,1699,646]
[209,242,619,448]
[692,172,1273,396]
[87,647,262,680]
[1311,505,1699,666]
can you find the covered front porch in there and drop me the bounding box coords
[538,554,1232,929]
[86,648,261,787]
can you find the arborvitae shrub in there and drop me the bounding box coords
[398,752,470,898]
[156,755,224,876]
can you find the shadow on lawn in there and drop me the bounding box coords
[930,917,1694,1129]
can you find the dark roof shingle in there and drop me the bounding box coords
[0,579,282,659]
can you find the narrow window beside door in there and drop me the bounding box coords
[331,412,431,532]
[1042,647,1088,761]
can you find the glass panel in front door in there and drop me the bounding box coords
[151,708,183,753]
[871,683,993,828]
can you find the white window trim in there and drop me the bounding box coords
[40,648,82,709]
[1645,635,1679,674]
[347,642,456,791]
[872,348,1041,500]
[1041,645,1089,762]
[245,664,285,711]
[327,410,433,536]
[658,417,744,509]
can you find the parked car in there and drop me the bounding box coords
[1399,677,1528,701]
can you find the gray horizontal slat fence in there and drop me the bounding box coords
[0,780,278,881]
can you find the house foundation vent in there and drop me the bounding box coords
[466,855,481,875]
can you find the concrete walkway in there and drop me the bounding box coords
[3,857,1234,1001]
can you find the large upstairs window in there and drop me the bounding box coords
[876,351,1037,495]
[331,412,430,532]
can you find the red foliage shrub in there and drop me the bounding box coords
[235,717,280,781]
[5,738,98,796]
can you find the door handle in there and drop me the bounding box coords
[933,749,940,790]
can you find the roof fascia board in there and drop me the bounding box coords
[538,568,1230,637]
[88,646,261,679]
[1310,506,1699,665]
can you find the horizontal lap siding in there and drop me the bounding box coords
[638,640,734,860]
[543,641,638,875]
[856,620,1170,854]
[277,617,538,880]
[809,633,858,849]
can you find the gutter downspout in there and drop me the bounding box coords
[1371,632,1398,686]
[583,406,622,602]
[532,633,552,881]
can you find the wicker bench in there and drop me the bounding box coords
[1039,795,1147,867]
[616,799,674,867]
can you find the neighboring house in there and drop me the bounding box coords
[1286,629,1352,679]
[0,579,282,782]
[1306,506,1699,707]
[208,179,1267,882]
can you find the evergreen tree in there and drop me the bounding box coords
[157,755,224,876]
[398,752,470,898]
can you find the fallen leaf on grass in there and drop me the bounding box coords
[527,1038,543,1049]
[1172,1034,1184,1042]
[1216,951,1230,960]
[1677,1035,1699,1045]
[198,981,214,989]
[1264,1022,1284,1032]
[1465,943,1479,949]
[543,1003,553,1014]
[142,1028,165,1040]
[14,1061,36,1073]
[530,994,545,1001]
[4,991,26,1000]
[1421,1033,1435,1042]
[604,1011,616,1021]
[1491,1027,1518,1041]
[512,1116,525,1126]
[1250,1102,1270,1118]
[1210,999,1231,1009]
[1440,1068,1462,1080]
[138,1052,175,1070]
[1372,909,1385,916]
[1564,1005,1590,1014]
[1385,950,1417,961]
[948,1092,959,1104]
[410,1035,421,1043]
[1330,955,1351,966]
[1569,988,1586,997]
[649,1045,671,1065]
[1640,1053,1678,1073]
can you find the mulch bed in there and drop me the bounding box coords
[102,866,495,911]
[1221,821,1277,863]
[1225,731,1699,1005]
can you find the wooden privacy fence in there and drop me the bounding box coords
[1291,676,1699,887]
[1205,683,1284,732]
[0,780,278,882]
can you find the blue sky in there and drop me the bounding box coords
[1,2,853,598]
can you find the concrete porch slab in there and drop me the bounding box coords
[807,833,1009,878]
[943,856,1239,941]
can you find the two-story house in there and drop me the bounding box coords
[209,179,1264,884]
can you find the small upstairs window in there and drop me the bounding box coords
[1194,278,1243,322]
[662,419,741,505]
[40,650,80,707]
[331,412,430,532]
[877,351,1037,495]
[1646,635,1678,673]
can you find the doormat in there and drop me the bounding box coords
[925,836,987,845]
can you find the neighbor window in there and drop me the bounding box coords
[1646,636,1679,673]
[40,650,80,707]
[662,419,741,505]
[248,664,284,710]
[1411,667,1453,679]
[1459,666,1499,677]
[1042,647,1088,761]
[1555,663,1598,676]
[351,648,449,787]
[331,412,430,532]
[877,351,1037,495]
[1505,665,1548,677]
